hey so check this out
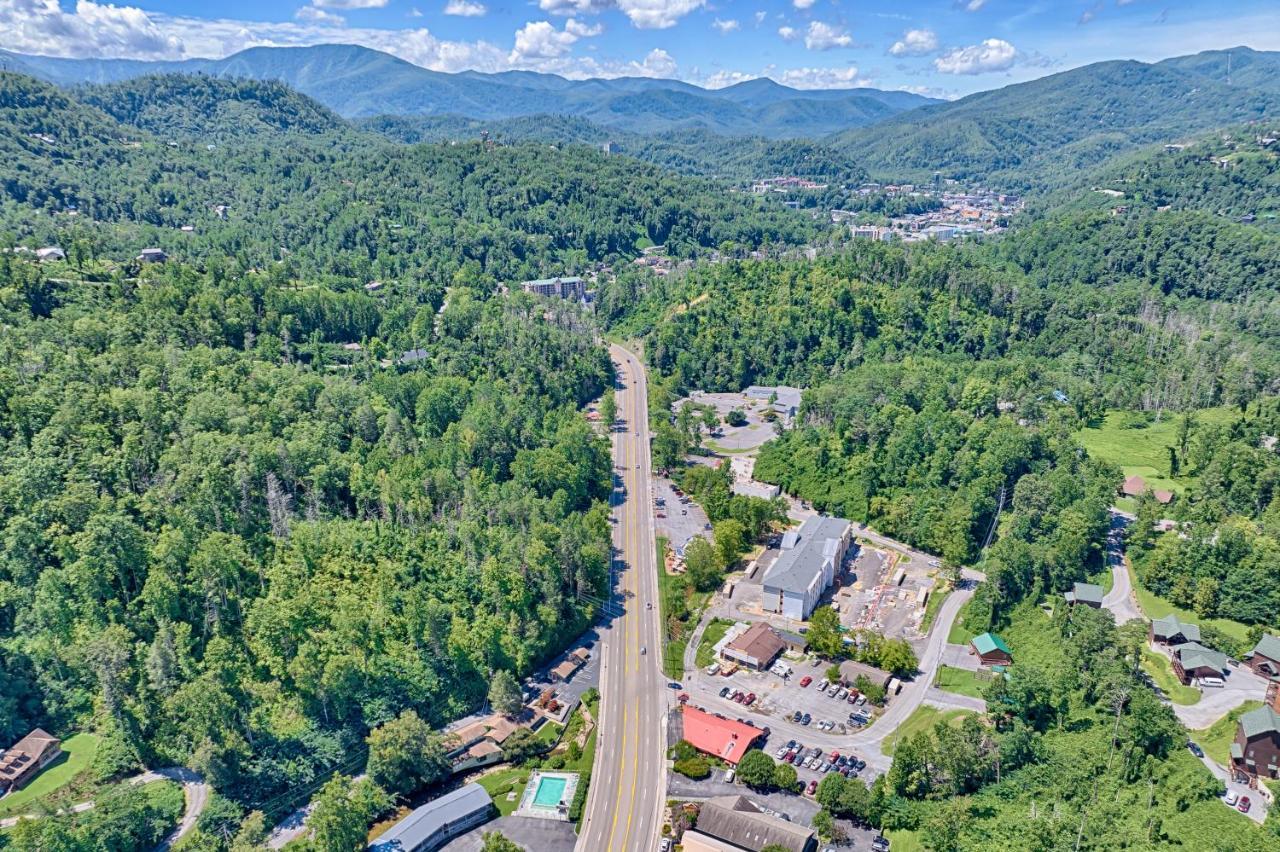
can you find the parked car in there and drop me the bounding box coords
[719,686,730,698]
[1187,741,1204,758]
[776,746,789,759]
[837,688,848,700]
[724,769,735,783]
[871,836,891,851]
[801,713,811,725]
[800,675,812,687]
[1238,796,1251,813]
[745,692,756,705]
[1200,676,1226,688]
[792,710,803,723]
[660,838,673,852]
[807,779,818,796]
[818,681,829,693]
[1224,790,1239,807]
[853,757,866,771]
[829,750,840,762]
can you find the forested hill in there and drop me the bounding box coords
[363,113,868,183]
[75,75,345,139]
[0,73,818,284]
[0,43,936,137]
[1042,124,1280,230]
[830,52,1280,191]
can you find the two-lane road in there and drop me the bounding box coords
[578,344,666,852]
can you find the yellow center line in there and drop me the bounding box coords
[605,362,635,852]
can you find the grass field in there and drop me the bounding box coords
[0,733,101,817]
[920,583,951,636]
[1195,700,1263,767]
[1140,648,1201,705]
[947,597,974,645]
[884,829,925,852]
[1126,562,1251,643]
[880,706,974,756]
[695,618,735,668]
[1075,407,1238,495]
[934,666,988,699]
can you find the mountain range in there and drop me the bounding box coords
[0,44,936,139]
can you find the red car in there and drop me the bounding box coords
[745,693,756,705]
[678,693,690,703]
[806,779,818,796]
[783,752,795,764]
[799,676,812,687]
[1238,796,1251,813]
[829,750,840,762]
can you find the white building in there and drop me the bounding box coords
[761,515,852,620]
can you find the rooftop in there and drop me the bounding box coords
[1247,634,1280,662]
[972,632,1012,656]
[368,783,492,851]
[1151,614,1201,642]
[695,795,815,852]
[1066,582,1105,605]
[681,705,763,765]
[1173,641,1227,673]
[762,515,849,596]
[838,659,892,688]
[725,622,786,664]
[1239,704,1280,740]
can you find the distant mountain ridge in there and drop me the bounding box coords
[0,43,936,138]
[830,47,1280,191]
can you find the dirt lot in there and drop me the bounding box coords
[835,542,937,641]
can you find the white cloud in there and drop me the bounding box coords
[753,10,766,25]
[296,5,345,24]
[889,28,938,56]
[792,0,816,8]
[535,0,702,29]
[313,0,388,8]
[804,20,851,50]
[778,65,867,88]
[509,20,580,61]
[712,18,738,34]
[702,69,759,88]
[963,0,987,10]
[933,38,1017,74]
[444,0,487,16]
[0,0,184,59]
[566,17,603,36]
[778,25,799,41]
[408,6,423,16]
[638,47,677,76]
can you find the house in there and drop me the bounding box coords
[687,795,817,852]
[1150,614,1201,646]
[136,247,167,263]
[368,783,494,851]
[1244,634,1280,678]
[520,276,586,300]
[721,622,786,671]
[0,729,62,794]
[35,246,65,262]
[1170,641,1227,684]
[681,705,764,765]
[761,516,851,621]
[550,657,581,682]
[1064,582,1104,608]
[838,660,893,691]
[1121,475,1147,497]
[1153,490,1174,505]
[1230,705,1280,784]
[446,714,522,773]
[398,348,429,365]
[970,633,1012,667]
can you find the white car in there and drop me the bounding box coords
[724,769,735,783]
[1200,676,1225,688]
[818,681,829,693]
[1224,790,1239,807]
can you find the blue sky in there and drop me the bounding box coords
[4,0,1280,96]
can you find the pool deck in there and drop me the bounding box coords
[514,771,579,822]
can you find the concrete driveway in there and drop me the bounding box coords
[1191,750,1269,825]
[1102,513,1145,626]
[1173,663,1271,729]
[940,643,980,671]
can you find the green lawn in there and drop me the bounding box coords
[1194,701,1263,767]
[884,829,925,852]
[880,706,974,756]
[477,767,531,817]
[1139,648,1201,705]
[657,536,712,680]
[920,583,951,636]
[947,597,974,645]
[695,618,735,668]
[0,733,101,817]
[1075,407,1238,495]
[1127,562,1251,643]
[933,666,988,700]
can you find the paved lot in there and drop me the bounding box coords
[678,389,793,453]
[441,815,579,852]
[940,643,980,671]
[653,476,711,558]
[667,777,822,825]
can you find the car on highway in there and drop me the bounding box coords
[1238,796,1251,813]
[640,646,646,655]
[800,675,812,687]
[660,839,673,852]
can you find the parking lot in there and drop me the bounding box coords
[653,477,711,560]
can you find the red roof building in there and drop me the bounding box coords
[681,705,764,765]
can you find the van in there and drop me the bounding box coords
[1200,676,1225,688]
[706,662,721,676]
[724,768,735,783]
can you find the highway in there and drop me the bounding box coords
[577,343,666,852]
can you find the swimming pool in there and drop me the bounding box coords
[532,775,568,808]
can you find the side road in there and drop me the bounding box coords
[0,766,209,851]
